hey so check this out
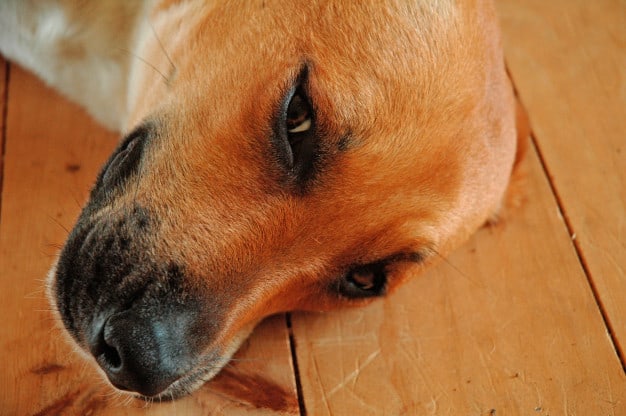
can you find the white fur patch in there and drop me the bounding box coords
[0,1,138,130]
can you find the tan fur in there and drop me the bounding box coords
[1,0,525,399]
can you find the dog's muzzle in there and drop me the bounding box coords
[50,124,220,397]
[52,203,211,397]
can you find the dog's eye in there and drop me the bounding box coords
[273,70,318,183]
[286,91,312,134]
[282,87,316,171]
[337,263,387,298]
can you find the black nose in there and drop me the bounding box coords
[89,309,193,397]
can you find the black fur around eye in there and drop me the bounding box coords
[338,263,388,299]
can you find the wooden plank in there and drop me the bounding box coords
[291,130,626,410]
[0,65,298,415]
[495,0,626,356]
[0,56,7,203]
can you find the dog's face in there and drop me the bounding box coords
[50,0,517,399]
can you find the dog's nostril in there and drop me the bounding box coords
[98,124,149,192]
[91,316,124,374]
[100,341,122,371]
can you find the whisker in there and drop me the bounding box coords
[431,249,469,279]
[224,356,266,363]
[149,21,176,79]
[118,48,170,85]
[47,214,71,235]
[431,248,486,289]
[73,194,83,209]
[44,242,64,250]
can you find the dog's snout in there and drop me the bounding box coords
[90,309,194,397]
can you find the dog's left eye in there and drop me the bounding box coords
[337,263,388,298]
[283,87,316,171]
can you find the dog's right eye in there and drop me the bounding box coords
[286,90,312,135]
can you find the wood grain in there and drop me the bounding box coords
[0,65,298,415]
[291,143,626,414]
[496,0,626,356]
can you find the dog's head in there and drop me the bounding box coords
[50,0,518,399]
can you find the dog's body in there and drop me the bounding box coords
[1,0,524,400]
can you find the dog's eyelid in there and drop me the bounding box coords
[385,250,428,264]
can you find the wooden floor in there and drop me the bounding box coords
[1,1,624,414]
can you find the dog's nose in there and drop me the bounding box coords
[89,309,193,397]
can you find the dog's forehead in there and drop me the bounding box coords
[153,3,467,87]
[155,2,498,142]
[128,0,511,265]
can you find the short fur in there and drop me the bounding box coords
[0,0,525,400]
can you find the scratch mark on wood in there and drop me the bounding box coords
[326,349,381,399]
[312,353,333,415]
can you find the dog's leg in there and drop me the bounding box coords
[0,0,148,130]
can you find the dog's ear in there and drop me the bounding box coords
[512,86,530,172]
[487,69,530,225]
[503,69,530,214]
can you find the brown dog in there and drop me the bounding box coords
[0,0,524,400]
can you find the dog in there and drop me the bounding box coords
[0,0,526,400]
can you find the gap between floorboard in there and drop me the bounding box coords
[286,313,307,416]
[527,119,626,374]
[507,64,625,371]
[0,61,10,222]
